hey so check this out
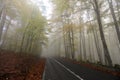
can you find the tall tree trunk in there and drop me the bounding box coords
[70,25,75,59]
[93,0,113,66]
[68,25,72,59]
[0,0,4,19]
[86,9,103,64]
[58,39,61,57]
[82,31,86,61]
[0,19,11,48]
[20,22,31,53]
[27,33,34,53]
[88,33,92,62]
[115,0,120,24]
[91,34,96,63]
[93,27,103,63]
[24,34,30,52]
[20,31,26,53]
[63,28,68,57]
[108,0,120,44]
[0,8,6,42]
[79,29,83,61]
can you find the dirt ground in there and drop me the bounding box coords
[0,50,45,80]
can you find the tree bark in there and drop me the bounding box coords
[108,0,120,44]
[93,0,113,66]
[70,25,75,59]
[0,19,11,48]
[79,29,83,61]
[0,8,6,42]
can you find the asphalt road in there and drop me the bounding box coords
[43,58,120,80]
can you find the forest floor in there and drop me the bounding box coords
[0,50,119,80]
[62,58,120,77]
[0,50,45,80]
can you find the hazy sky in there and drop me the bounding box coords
[31,0,53,19]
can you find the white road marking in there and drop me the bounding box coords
[53,59,84,80]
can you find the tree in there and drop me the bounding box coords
[92,0,112,66]
[107,0,120,44]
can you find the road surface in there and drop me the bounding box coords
[43,58,119,80]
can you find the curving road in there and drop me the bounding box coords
[43,58,120,80]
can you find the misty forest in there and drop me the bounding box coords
[0,0,120,80]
